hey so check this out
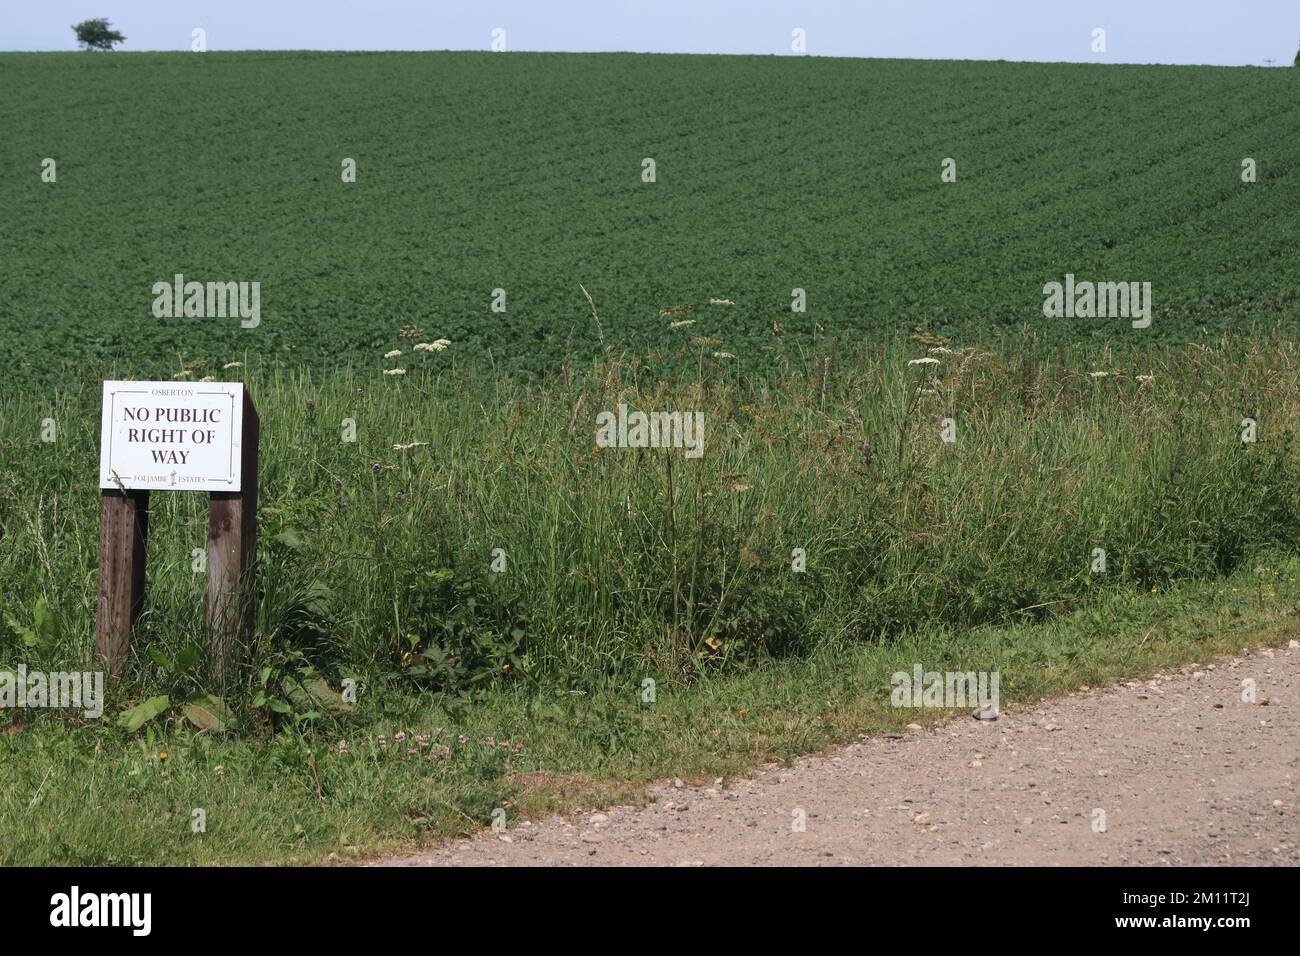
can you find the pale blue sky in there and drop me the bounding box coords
[4,1,1297,66]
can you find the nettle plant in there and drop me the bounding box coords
[394,558,529,696]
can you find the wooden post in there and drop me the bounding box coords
[207,391,260,680]
[95,489,149,675]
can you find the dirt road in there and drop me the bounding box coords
[375,640,1300,866]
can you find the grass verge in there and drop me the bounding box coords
[0,556,1295,865]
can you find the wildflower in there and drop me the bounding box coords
[713,351,735,359]
[414,339,451,352]
[908,357,941,366]
[333,479,341,490]
[669,319,696,329]
[371,463,381,473]
[306,399,315,411]
[393,441,428,451]
[356,388,364,396]
[709,298,735,306]
[199,375,215,382]
[175,370,192,379]
[223,361,242,369]
[927,346,954,355]
[395,732,406,743]
[383,368,406,376]
[384,349,402,359]
[1137,374,1153,382]
[158,752,168,763]
[1088,371,1109,378]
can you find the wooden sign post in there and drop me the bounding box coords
[95,488,149,672]
[96,382,259,678]
[207,390,259,680]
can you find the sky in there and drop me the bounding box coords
[3,1,1297,66]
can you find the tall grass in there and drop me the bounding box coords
[1,333,1297,713]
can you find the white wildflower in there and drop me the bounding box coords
[383,368,406,376]
[384,349,402,359]
[908,357,941,366]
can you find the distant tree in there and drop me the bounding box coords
[72,18,125,51]
[1295,41,1300,66]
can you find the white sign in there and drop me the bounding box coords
[99,381,243,491]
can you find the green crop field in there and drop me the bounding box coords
[2,51,1299,388]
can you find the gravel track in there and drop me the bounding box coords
[374,640,1300,867]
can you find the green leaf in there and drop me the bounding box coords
[295,675,349,712]
[182,694,231,733]
[5,612,37,648]
[175,644,202,672]
[274,530,304,550]
[118,695,170,733]
[32,599,57,645]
